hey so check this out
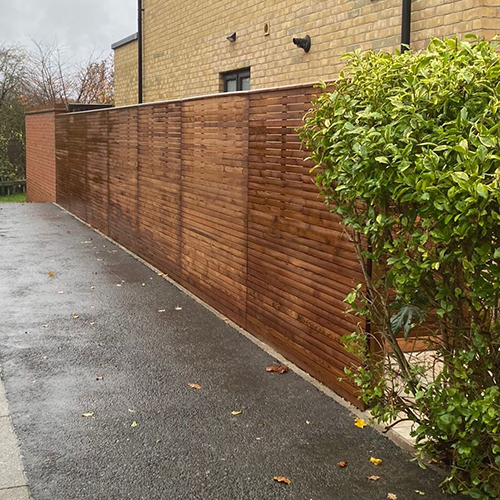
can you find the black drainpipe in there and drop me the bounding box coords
[401,0,412,53]
[138,0,143,104]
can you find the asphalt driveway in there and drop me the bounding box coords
[0,203,457,500]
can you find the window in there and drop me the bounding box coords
[222,68,250,92]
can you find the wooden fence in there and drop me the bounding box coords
[55,84,365,406]
[0,179,26,197]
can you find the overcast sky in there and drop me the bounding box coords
[0,0,136,62]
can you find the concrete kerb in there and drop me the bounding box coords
[53,202,416,455]
[0,376,30,500]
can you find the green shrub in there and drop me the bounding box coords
[300,36,500,498]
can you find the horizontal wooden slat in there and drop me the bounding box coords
[54,85,366,408]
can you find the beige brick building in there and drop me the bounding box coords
[113,0,500,107]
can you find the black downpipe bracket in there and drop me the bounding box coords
[401,0,412,53]
[138,0,143,104]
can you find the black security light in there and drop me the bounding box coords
[227,32,237,42]
[293,35,311,53]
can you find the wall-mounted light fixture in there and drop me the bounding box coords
[227,32,237,42]
[293,35,311,53]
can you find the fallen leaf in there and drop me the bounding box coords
[273,476,291,485]
[82,412,94,417]
[231,410,242,415]
[131,421,138,428]
[90,322,95,326]
[128,409,136,413]
[414,491,426,496]
[188,383,201,390]
[354,417,367,428]
[367,475,380,481]
[48,272,54,277]
[158,309,166,313]
[387,494,398,500]
[175,306,182,311]
[266,364,288,374]
[337,461,348,468]
[96,376,103,381]
[370,457,383,466]
[258,422,265,428]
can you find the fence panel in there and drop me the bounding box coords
[108,108,139,254]
[180,96,249,325]
[53,86,365,407]
[67,115,87,221]
[137,102,183,282]
[86,112,109,233]
[55,120,70,210]
[246,87,363,404]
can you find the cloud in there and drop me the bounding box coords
[0,0,136,61]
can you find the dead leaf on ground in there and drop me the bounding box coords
[273,476,291,485]
[48,272,54,277]
[266,364,288,374]
[82,412,94,417]
[367,475,380,481]
[188,383,201,390]
[370,457,383,466]
[387,494,398,500]
[354,417,367,428]
[231,410,242,416]
[414,490,426,496]
[337,461,348,468]
[131,421,138,428]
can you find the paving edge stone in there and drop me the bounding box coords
[0,378,29,496]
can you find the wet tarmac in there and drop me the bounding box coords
[0,203,459,500]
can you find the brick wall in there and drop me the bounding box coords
[25,106,66,203]
[114,39,139,107]
[113,0,500,105]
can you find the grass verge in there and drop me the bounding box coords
[0,193,26,203]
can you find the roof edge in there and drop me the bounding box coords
[112,33,138,50]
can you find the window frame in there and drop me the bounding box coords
[222,68,250,92]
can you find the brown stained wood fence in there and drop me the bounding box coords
[55,84,365,407]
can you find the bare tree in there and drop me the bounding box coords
[74,52,114,105]
[0,44,26,179]
[22,39,71,106]
[0,45,25,107]
[22,40,114,107]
